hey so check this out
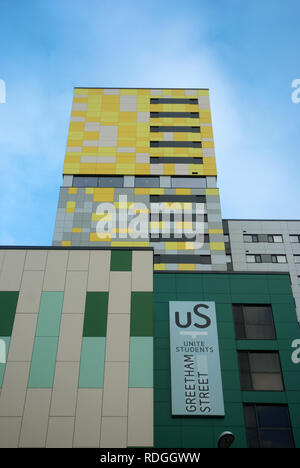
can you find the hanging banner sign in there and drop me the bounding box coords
[169,301,225,416]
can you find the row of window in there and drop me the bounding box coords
[234,304,295,447]
[150,126,200,133]
[150,112,199,118]
[244,234,283,243]
[72,176,208,188]
[244,234,300,243]
[150,141,202,148]
[150,98,199,104]
[246,254,300,264]
[149,157,202,164]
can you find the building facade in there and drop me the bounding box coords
[53,88,227,272]
[223,220,300,321]
[0,88,300,448]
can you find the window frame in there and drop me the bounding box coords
[233,304,277,340]
[238,351,284,391]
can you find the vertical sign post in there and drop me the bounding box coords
[169,301,224,416]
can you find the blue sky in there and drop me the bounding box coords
[0,0,300,245]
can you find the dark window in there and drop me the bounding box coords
[233,304,276,340]
[246,254,262,263]
[150,112,199,118]
[150,233,209,243]
[99,176,123,187]
[271,255,287,264]
[150,126,200,133]
[135,177,160,188]
[150,195,205,203]
[244,234,259,243]
[150,157,203,164]
[150,98,198,104]
[156,213,208,222]
[238,351,284,391]
[244,404,294,448]
[73,176,98,187]
[154,254,211,264]
[150,141,202,148]
[290,235,300,243]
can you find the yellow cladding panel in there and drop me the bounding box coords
[202,140,214,148]
[208,229,223,234]
[200,126,213,138]
[68,188,77,194]
[66,201,75,213]
[198,90,209,95]
[206,188,219,195]
[61,241,71,246]
[175,188,191,195]
[178,264,196,271]
[210,242,225,251]
[93,188,114,202]
[72,228,82,233]
[90,233,111,242]
[154,264,166,271]
[119,112,137,122]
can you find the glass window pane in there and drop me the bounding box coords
[246,255,256,263]
[244,405,257,427]
[259,429,294,448]
[257,405,290,428]
[246,428,260,448]
[294,256,300,264]
[243,306,273,325]
[244,235,253,242]
[171,177,206,188]
[249,353,280,372]
[251,373,283,391]
[290,235,299,243]
[277,255,287,263]
[245,324,276,340]
[240,373,252,390]
[73,176,98,187]
[99,177,123,187]
[135,177,160,187]
[273,235,283,243]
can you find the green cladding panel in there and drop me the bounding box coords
[153,273,300,448]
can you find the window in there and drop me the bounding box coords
[271,255,287,263]
[150,157,202,164]
[233,304,276,340]
[135,177,160,188]
[150,112,199,118]
[290,235,300,243]
[246,254,262,263]
[238,351,284,391]
[224,234,230,243]
[171,177,206,188]
[150,126,200,133]
[99,176,123,187]
[226,254,232,263]
[73,176,98,187]
[294,255,300,264]
[243,404,294,448]
[268,235,283,243]
[150,141,202,148]
[150,98,198,104]
[244,234,259,243]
